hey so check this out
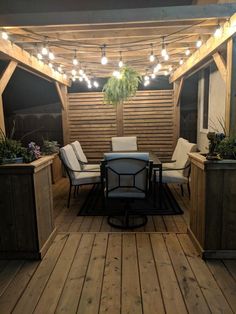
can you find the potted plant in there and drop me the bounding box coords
[0,129,26,164]
[216,136,236,159]
[41,139,60,155]
[103,66,141,106]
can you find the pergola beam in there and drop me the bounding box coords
[0,60,17,94]
[0,4,236,27]
[170,12,236,83]
[213,52,227,83]
[0,38,69,86]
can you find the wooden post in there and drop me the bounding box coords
[0,61,18,134]
[173,79,183,146]
[116,101,124,136]
[225,36,236,136]
[213,52,227,84]
[55,82,69,144]
[0,96,5,134]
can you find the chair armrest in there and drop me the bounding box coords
[164,159,176,163]
[154,164,190,173]
[63,164,100,173]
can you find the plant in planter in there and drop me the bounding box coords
[103,66,141,106]
[0,129,26,164]
[216,136,236,159]
[23,142,41,163]
[41,140,60,155]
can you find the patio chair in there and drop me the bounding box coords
[71,140,100,172]
[60,144,100,208]
[101,152,152,229]
[154,138,197,196]
[111,136,137,152]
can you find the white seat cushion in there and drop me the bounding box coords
[72,171,100,185]
[83,164,101,172]
[155,170,188,184]
[71,141,88,163]
[111,136,137,151]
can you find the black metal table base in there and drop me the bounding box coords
[107,214,147,229]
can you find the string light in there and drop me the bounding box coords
[71,69,77,76]
[1,31,8,40]
[161,37,167,57]
[48,62,53,68]
[154,61,162,73]
[58,65,63,73]
[196,37,202,48]
[101,45,108,65]
[118,51,123,68]
[113,70,121,79]
[149,44,155,62]
[93,81,99,88]
[63,74,67,79]
[72,77,76,82]
[48,51,55,60]
[179,58,184,65]
[151,73,156,79]
[41,43,48,55]
[79,69,84,76]
[79,76,83,82]
[169,65,173,72]
[144,80,150,87]
[164,70,168,76]
[37,52,43,60]
[144,73,149,81]
[73,50,79,66]
[214,24,222,38]
[88,82,92,89]
[164,54,169,61]
[185,48,190,56]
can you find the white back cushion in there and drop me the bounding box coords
[175,141,197,177]
[111,136,137,151]
[60,145,81,179]
[172,138,189,163]
[71,141,88,163]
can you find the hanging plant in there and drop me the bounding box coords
[103,66,141,106]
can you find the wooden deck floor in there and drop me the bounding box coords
[0,179,236,313]
[53,178,190,233]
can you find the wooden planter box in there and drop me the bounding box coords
[189,153,236,259]
[50,153,62,184]
[0,156,57,259]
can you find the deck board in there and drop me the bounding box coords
[0,233,235,314]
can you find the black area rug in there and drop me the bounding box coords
[78,184,183,216]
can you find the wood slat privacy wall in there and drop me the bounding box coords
[68,90,174,162]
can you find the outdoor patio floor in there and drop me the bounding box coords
[0,179,236,314]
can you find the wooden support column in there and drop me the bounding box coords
[55,82,69,144]
[0,96,5,134]
[0,61,18,134]
[116,102,124,136]
[225,37,236,136]
[213,52,227,83]
[173,79,183,146]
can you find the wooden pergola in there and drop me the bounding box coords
[1,3,236,143]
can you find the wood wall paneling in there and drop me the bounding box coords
[67,90,174,162]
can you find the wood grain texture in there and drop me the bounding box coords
[67,90,174,162]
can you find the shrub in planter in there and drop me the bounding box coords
[41,140,60,155]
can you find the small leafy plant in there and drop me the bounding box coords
[216,136,236,159]
[23,142,41,163]
[41,140,60,155]
[103,67,141,106]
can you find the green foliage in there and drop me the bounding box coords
[216,136,236,159]
[103,67,141,105]
[0,129,26,164]
[42,140,60,155]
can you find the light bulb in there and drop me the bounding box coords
[93,81,99,88]
[101,55,108,65]
[164,54,169,61]
[71,69,77,76]
[37,52,43,60]
[144,75,149,81]
[72,77,76,82]
[144,80,150,86]
[48,62,53,68]
[48,52,55,60]
[79,76,83,82]
[151,73,156,79]
[214,25,222,38]
[2,31,8,40]
[185,48,190,56]
[164,70,168,76]
[169,65,173,72]
[149,53,155,62]
[88,83,92,89]
[196,38,202,48]
[63,74,67,79]
[58,66,62,73]
[119,60,123,68]
[113,70,121,79]
[73,57,78,66]
[42,46,48,55]
[179,58,184,65]
[79,69,84,75]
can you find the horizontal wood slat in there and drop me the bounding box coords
[67,90,174,162]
